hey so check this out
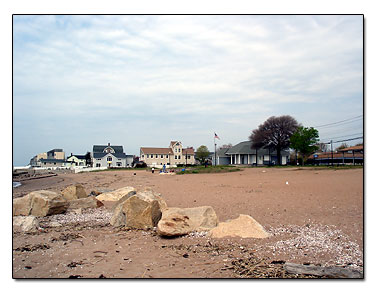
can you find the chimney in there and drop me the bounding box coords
[71,153,73,156]
[108,142,110,146]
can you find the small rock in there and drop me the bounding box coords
[13,216,40,232]
[49,221,62,227]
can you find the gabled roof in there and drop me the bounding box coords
[182,148,195,155]
[225,141,289,155]
[170,141,181,147]
[216,147,230,157]
[67,155,86,160]
[225,141,264,155]
[93,145,124,153]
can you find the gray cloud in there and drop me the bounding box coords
[13,15,363,165]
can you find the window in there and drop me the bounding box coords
[175,156,178,159]
[161,155,163,158]
[54,162,56,165]
[166,155,168,158]
[142,155,144,158]
[105,147,113,153]
[179,156,181,159]
[151,154,153,158]
[97,158,101,161]
[156,154,158,158]
[118,158,121,160]
[188,156,191,159]
[179,148,181,152]
[107,156,112,161]
[96,163,101,167]
[147,154,149,158]
[117,162,122,167]
[44,162,46,165]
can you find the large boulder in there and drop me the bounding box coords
[157,206,218,237]
[137,190,168,212]
[110,190,167,229]
[13,190,69,217]
[97,186,136,202]
[67,196,104,210]
[13,216,40,232]
[208,214,270,239]
[13,194,32,216]
[61,184,88,200]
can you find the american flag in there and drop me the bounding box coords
[214,132,220,140]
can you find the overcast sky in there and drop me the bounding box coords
[13,15,363,166]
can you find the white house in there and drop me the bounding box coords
[92,143,133,168]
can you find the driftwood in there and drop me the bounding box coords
[284,263,363,278]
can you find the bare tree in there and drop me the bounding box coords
[336,142,349,151]
[249,115,299,165]
[316,142,328,153]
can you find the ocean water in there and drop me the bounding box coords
[13,181,22,188]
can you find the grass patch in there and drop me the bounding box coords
[176,165,241,175]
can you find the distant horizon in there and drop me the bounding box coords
[13,15,363,166]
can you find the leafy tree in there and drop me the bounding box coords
[290,126,319,165]
[195,145,210,165]
[249,115,299,165]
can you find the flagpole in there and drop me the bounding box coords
[214,133,216,166]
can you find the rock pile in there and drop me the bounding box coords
[13,184,103,217]
[13,184,270,240]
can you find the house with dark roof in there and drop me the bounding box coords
[92,143,133,168]
[66,153,90,167]
[140,141,195,167]
[216,141,290,166]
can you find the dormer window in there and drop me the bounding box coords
[107,156,112,161]
[104,147,114,153]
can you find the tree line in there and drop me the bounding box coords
[195,115,361,166]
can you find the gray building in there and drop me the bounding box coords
[92,143,133,168]
[39,158,70,168]
[215,141,290,166]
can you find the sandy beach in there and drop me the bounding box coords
[12,167,363,278]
